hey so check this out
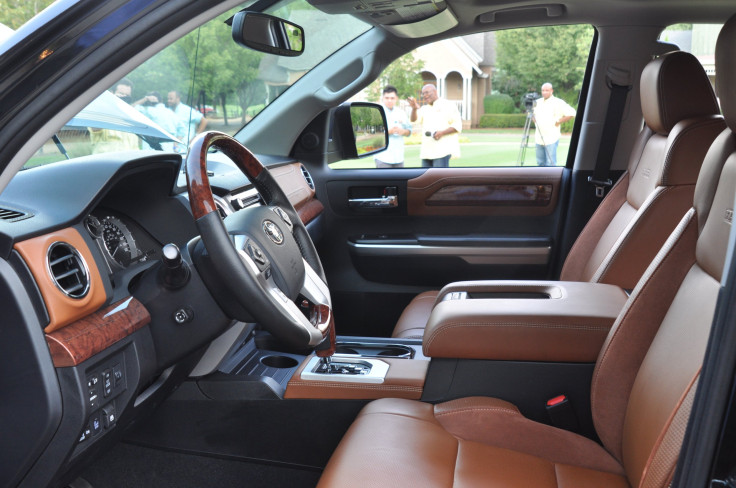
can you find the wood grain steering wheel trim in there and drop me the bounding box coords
[187,131,264,219]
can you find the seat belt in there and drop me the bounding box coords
[589,67,632,198]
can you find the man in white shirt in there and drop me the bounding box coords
[533,82,576,166]
[408,84,462,168]
[375,86,412,168]
[167,90,208,152]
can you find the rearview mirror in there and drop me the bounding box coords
[231,12,304,57]
[334,102,388,159]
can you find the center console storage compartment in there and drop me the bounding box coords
[424,280,628,362]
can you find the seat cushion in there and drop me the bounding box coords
[392,290,438,339]
[318,397,628,488]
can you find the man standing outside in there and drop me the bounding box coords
[533,82,576,166]
[408,84,462,168]
[374,85,412,168]
[167,90,208,152]
[89,78,140,153]
[132,91,178,152]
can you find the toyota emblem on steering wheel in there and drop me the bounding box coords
[263,219,284,245]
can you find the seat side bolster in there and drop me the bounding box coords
[591,210,698,461]
[593,185,695,290]
[433,397,625,475]
[560,172,630,283]
[392,290,439,339]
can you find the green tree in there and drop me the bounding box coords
[0,0,54,29]
[127,7,263,125]
[494,25,593,108]
[366,53,425,101]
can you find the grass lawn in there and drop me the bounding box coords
[329,128,571,169]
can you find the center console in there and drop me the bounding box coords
[422,280,628,362]
[203,280,627,404]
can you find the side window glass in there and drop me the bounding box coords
[330,24,594,169]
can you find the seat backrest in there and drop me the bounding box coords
[590,18,736,488]
[561,51,724,290]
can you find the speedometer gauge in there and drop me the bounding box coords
[101,216,140,267]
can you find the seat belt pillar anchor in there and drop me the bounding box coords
[588,176,613,198]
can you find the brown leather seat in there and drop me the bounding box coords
[392,50,724,339]
[318,18,736,487]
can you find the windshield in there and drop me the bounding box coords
[21,0,370,168]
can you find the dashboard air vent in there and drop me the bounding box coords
[47,242,90,299]
[0,207,31,222]
[300,164,315,191]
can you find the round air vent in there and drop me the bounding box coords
[47,242,90,299]
[300,164,315,191]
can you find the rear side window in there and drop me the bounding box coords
[331,24,595,169]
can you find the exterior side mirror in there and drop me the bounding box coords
[231,12,304,57]
[334,102,388,159]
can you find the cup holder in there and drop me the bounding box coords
[335,342,414,359]
[260,355,299,369]
[377,347,412,357]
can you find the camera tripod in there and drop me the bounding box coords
[517,110,553,166]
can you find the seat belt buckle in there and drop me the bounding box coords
[588,176,613,198]
[546,395,579,432]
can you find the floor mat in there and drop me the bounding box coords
[80,442,321,488]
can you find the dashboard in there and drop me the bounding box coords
[0,150,323,487]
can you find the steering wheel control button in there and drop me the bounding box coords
[246,240,267,265]
[173,308,194,324]
[262,219,284,245]
[272,207,293,229]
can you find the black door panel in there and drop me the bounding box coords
[315,167,568,336]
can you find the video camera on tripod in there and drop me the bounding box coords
[517,91,545,165]
[522,91,541,111]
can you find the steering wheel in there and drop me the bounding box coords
[185,131,335,354]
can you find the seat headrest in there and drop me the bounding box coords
[716,13,736,132]
[641,51,720,135]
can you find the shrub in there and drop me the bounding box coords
[483,94,516,114]
[478,113,527,128]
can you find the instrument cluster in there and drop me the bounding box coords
[84,211,160,272]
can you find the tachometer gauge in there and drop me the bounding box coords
[101,216,140,267]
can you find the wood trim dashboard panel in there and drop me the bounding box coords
[45,297,150,367]
[14,227,107,333]
[271,162,323,225]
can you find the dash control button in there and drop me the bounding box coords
[102,369,112,397]
[102,404,116,428]
[90,415,102,435]
[113,364,123,387]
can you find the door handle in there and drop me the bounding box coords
[348,195,398,208]
[348,186,398,208]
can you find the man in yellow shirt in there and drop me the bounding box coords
[408,84,462,168]
[533,82,576,166]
